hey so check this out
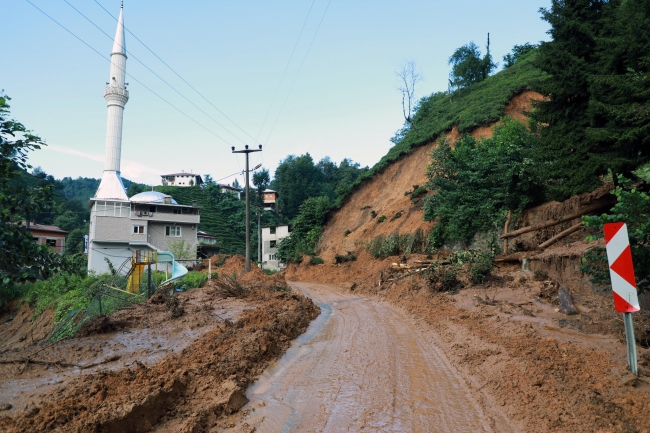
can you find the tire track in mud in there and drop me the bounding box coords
[229,282,496,433]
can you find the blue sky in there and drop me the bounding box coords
[2,0,551,186]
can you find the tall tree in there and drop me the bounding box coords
[448,34,497,89]
[531,0,650,199]
[0,94,69,287]
[272,154,325,219]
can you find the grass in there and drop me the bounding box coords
[263,269,278,275]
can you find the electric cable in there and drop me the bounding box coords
[25,0,231,145]
[62,0,248,145]
[263,0,333,146]
[93,0,259,144]
[255,0,317,142]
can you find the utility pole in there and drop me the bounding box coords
[257,208,262,269]
[231,144,262,273]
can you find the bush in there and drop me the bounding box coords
[426,266,462,293]
[370,210,377,219]
[309,256,324,265]
[424,120,544,245]
[263,269,278,275]
[334,254,357,264]
[410,185,428,202]
[390,211,403,221]
[344,229,351,237]
[176,271,208,291]
[377,215,387,223]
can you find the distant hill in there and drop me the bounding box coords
[60,176,140,204]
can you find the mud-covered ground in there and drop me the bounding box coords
[0,256,318,432]
[285,253,650,433]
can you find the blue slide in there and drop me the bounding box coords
[157,251,188,286]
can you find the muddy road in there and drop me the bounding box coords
[229,282,504,433]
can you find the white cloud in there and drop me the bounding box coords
[47,145,159,183]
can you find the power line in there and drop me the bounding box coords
[62,0,248,146]
[264,0,333,146]
[25,0,231,145]
[93,0,259,145]
[255,0,317,142]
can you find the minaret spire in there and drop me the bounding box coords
[94,5,129,200]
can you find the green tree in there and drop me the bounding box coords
[424,119,544,245]
[0,93,71,288]
[502,43,537,68]
[127,182,144,197]
[277,196,332,263]
[531,0,650,200]
[252,168,270,207]
[449,34,497,89]
[272,154,325,219]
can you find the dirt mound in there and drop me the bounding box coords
[0,282,318,432]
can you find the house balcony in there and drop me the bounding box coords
[131,211,200,224]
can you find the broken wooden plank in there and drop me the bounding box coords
[500,201,612,240]
[537,222,583,249]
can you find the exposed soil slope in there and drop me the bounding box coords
[320,90,545,262]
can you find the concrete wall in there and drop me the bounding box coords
[88,242,135,275]
[147,222,197,258]
[95,216,133,241]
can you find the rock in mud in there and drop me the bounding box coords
[558,287,579,315]
[217,380,248,414]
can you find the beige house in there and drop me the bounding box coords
[261,224,290,270]
[88,191,200,274]
[262,189,279,212]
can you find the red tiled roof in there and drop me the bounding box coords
[22,222,69,235]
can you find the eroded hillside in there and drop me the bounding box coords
[319,90,545,262]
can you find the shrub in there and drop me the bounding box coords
[533,269,549,281]
[309,256,325,265]
[410,185,428,202]
[334,254,357,264]
[344,229,351,237]
[370,210,377,219]
[210,271,219,279]
[263,269,278,275]
[377,215,387,223]
[390,211,403,221]
[177,271,208,291]
[426,266,462,293]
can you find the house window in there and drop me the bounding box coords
[270,227,276,234]
[269,254,276,261]
[133,225,145,234]
[46,239,57,248]
[149,205,157,212]
[182,208,192,214]
[165,226,181,237]
[270,240,276,248]
[173,208,181,214]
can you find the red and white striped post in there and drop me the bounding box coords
[604,222,640,375]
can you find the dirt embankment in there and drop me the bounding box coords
[319,90,545,263]
[0,255,319,432]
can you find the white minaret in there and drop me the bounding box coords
[94,4,129,200]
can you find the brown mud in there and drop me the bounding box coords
[0,255,319,432]
[284,256,650,432]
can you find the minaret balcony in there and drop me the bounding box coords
[104,86,129,105]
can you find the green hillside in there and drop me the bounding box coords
[354,51,548,191]
[154,185,248,255]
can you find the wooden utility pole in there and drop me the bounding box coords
[231,145,262,273]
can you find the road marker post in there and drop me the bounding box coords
[604,222,640,375]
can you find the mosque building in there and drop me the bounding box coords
[87,5,199,274]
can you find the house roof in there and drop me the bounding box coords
[23,222,69,235]
[130,191,178,204]
[263,189,277,193]
[220,184,241,191]
[161,172,203,178]
[197,230,217,238]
